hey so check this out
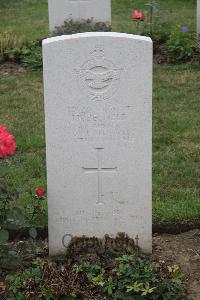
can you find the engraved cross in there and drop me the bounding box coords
[82,148,117,205]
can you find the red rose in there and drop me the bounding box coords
[0,126,16,158]
[132,10,143,20]
[3,133,16,155]
[36,187,45,197]
[0,125,7,134]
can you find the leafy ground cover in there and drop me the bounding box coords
[2,234,188,300]
[1,230,200,299]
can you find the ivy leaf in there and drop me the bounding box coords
[0,229,9,243]
[29,228,37,239]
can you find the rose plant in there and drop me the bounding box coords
[0,125,47,270]
[131,1,165,38]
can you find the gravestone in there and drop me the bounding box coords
[48,0,111,31]
[198,0,200,43]
[43,32,152,256]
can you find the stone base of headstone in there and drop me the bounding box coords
[52,18,111,36]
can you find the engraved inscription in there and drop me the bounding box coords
[77,47,122,101]
[67,105,134,141]
[56,213,145,225]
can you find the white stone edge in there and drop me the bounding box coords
[42,32,152,46]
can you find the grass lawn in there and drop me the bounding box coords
[0,0,48,41]
[153,64,200,223]
[0,0,199,226]
[0,0,196,40]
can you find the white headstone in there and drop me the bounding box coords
[198,0,200,40]
[48,0,111,31]
[43,32,152,256]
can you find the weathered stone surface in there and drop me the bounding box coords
[48,0,111,31]
[43,32,152,255]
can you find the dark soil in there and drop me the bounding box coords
[153,43,167,64]
[152,230,200,300]
[0,62,25,76]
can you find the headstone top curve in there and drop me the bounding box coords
[42,32,152,46]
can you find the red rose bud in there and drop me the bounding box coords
[132,10,143,20]
[36,187,45,197]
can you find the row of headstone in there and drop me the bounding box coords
[48,0,111,31]
[48,0,200,41]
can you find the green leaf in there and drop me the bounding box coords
[29,227,37,239]
[0,229,9,243]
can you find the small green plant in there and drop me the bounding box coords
[6,259,76,300]
[166,26,199,63]
[0,32,42,69]
[0,175,31,270]
[52,19,111,36]
[0,168,46,270]
[73,261,105,288]
[131,1,170,41]
[5,253,186,300]
[75,255,186,299]
[6,259,54,300]
[20,41,42,69]
[0,31,26,62]
[0,126,47,272]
